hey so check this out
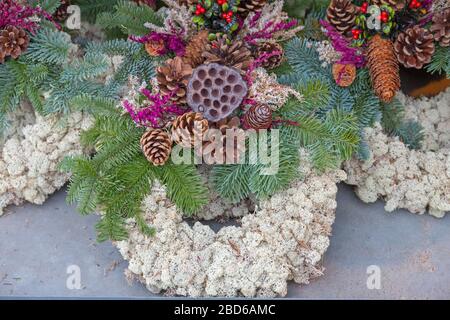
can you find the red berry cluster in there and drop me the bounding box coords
[409,0,422,9]
[221,11,233,23]
[379,10,389,23]
[217,0,227,5]
[351,29,362,40]
[195,4,206,15]
[359,2,369,14]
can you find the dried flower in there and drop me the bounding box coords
[130,32,185,56]
[123,79,187,128]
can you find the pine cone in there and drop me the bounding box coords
[327,0,357,37]
[394,26,435,69]
[238,0,268,16]
[53,0,71,22]
[140,128,172,166]
[430,8,450,47]
[202,34,253,75]
[156,57,193,104]
[367,35,400,103]
[172,112,209,148]
[254,42,284,70]
[200,117,246,164]
[243,104,272,130]
[371,0,405,11]
[183,30,209,67]
[0,26,30,64]
[332,63,356,87]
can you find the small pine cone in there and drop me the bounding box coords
[367,35,400,103]
[243,104,272,130]
[156,57,193,104]
[394,26,435,69]
[140,128,172,166]
[430,8,450,47]
[53,0,71,22]
[203,34,253,75]
[238,0,268,16]
[200,117,246,164]
[0,26,30,64]
[371,0,406,11]
[172,112,209,148]
[254,42,284,70]
[332,63,356,87]
[183,30,209,67]
[327,0,357,37]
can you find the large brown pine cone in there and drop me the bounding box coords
[371,0,406,11]
[394,26,435,69]
[367,35,400,103]
[140,128,172,166]
[430,8,450,47]
[327,0,357,37]
[0,26,30,64]
[156,57,193,104]
[183,30,209,67]
[254,42,284,70]
[243,104,272,130]
[238,0,268,16]
[171,112,209,148]
[202,34,253,75]
[200,117,246,164]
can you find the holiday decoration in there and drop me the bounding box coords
[57,0,448,298]
[140,128,173,166]
[172,111,209,147]
[367,35,400,102]
[203,34,253,75]
[326,0,357,37]
[430,8,450,47]
[156,57,193,104]
[0,26,29,63]
[186,63,248,121]
[394,26,435,69]
[254,41,284,69]
[242,104,273,130]
[332,62,357,87]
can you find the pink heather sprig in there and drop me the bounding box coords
[244,19,298,45]
[320,20,365,68]
[244,50,283,87]
[129,32,185,56]
[248,11,262,28]
[123,88,186,128]
[0,0,59,33]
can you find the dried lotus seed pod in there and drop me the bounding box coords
[186,63,248,122]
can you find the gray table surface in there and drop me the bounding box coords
[0,184,449,299]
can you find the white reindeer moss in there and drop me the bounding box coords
[0,103,93,215]
[115,159,346,297]
[344,89,450,217]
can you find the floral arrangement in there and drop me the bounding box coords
[323,0,449,101]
